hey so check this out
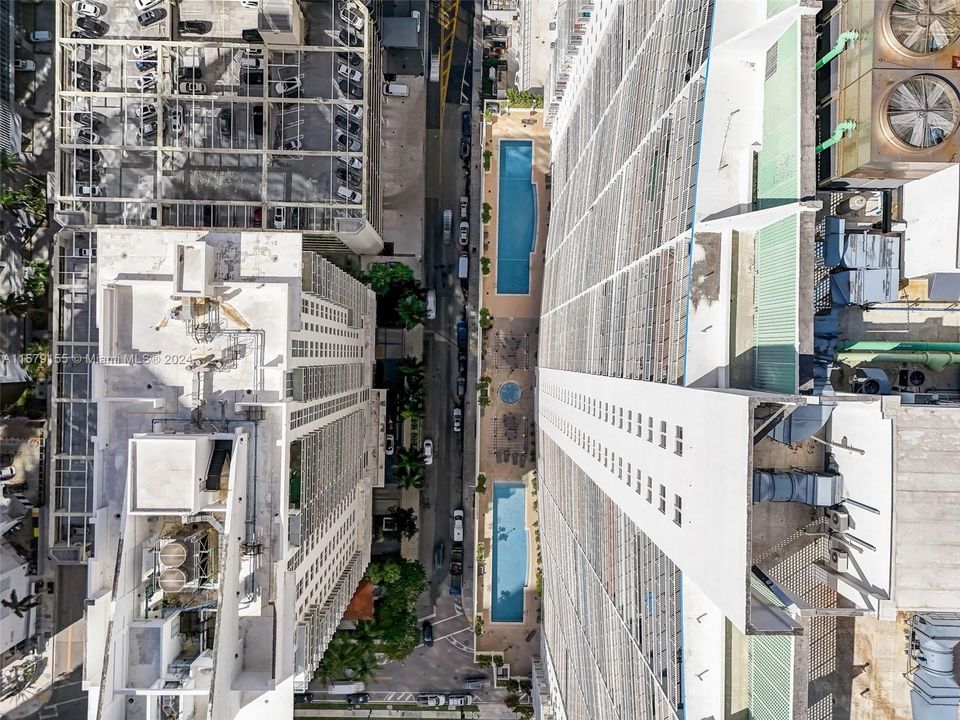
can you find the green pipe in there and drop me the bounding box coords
[837,351,960,372]
[839,341,960,353]
[816,120,856,153]
[815,30,859,70]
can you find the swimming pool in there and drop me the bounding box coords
[497,140,536,295]
[491,481,527,622]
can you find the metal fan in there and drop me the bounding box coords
[890,0,960,53]
[886,74,960,148]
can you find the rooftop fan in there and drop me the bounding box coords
[889,0,960,53]
[885,73,960,148]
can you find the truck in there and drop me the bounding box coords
[328,681,365,695]
[450,509,465,595]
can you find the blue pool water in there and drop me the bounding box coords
[491,481,528,622]
[499,381,522,405]
[497,140,536,295]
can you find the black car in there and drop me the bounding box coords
[241,28,262,43]
[337,52,362,68]
[69,60,101,76]
[334,114,362,135]
[218,108,232,138]
[346,693,370,707]
[338,29,363,47]
[462,110,471,137]
[75,168,101,183]
[178,20,209,35]
[177,67,202,82]
[135,59,157,72]
[72,75,97,91]
[70,29,95,40]
[293,693,313,703]
[337,78,363,99]
[138,8,165,27]
[241,69,264,85]
[77,16,107,37]
[460,138,471,160]
[76,148,103,165]
[458,352,467,375]
[251,105,264,136]
[422,621,433,647]
[73,112,104,130]
[336,167,362,188]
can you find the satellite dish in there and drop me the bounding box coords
[890,0,960,53]
[159,541,187,568]
[886,74,960,148]
[158,568,186,593]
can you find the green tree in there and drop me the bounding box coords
[474,616,484,635]
[394,466,424,490]
[0,186,21,212]
[0,150,23,176]
[482,202,492,224]
[505,87,543,109]
[24,339,49,381]
[18,179,47,217]
[478,393,491,408]
[479,308,493,331]
[2,590,40,619]
[483,149,493,171]
[315,631,378,682]
[476,473,487,494]
[481,256,491,275]
[367,262,414,295]
[395,446,426,473]
[23,261,48,300]
[386,506,418,539]
[397,294,427,330]
[398,356,424,378]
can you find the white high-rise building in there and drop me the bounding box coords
[535,1,960,720]
[71,229,382,719]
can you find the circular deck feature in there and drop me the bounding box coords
[499,381,522,405]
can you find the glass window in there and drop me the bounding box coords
[674,495,682,526]
[675,425,684,456]
[658,484,666,514]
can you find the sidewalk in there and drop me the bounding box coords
[295,709,480,719]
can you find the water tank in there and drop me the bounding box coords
[159,541,187,568]
[158,568,187,593]
[836,194,868,215]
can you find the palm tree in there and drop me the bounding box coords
[2,590,40,619]
[394,467,424,490]
[0,151,23,177]
[0,186,21,212]
[396,294,427,330]
[398,356,424,377]
[394,446,426,473]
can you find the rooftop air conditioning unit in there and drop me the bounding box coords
[828,506,850,533]
[159,568,187,593]
[821,0,960,188]
[830,548,850,573]
[159,541,187,568]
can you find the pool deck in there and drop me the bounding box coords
[473,108,550,677]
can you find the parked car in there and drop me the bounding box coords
[75,168,101,183]
[334,114,362,135]
[27,31,53,43]
[456,319,467,348]
[76,16,107,37]
[453,509,464,541]
[75,148,102,164]
[459,221,469,246]
[337,63,362,83]
[459,195,469,218]
[138,122,158,140]
[135,72,158,91]
[460,138,471,160]
[274,207,285,229]
[0,467,16,481]
[338,29,363,47]
[336,185,362,203]
[167,104,184,135]
[275,76,302,97]
[457,376,465,397]
[337,52,362,68]
[135,0,162,11]
[137,103,157,122]
[421,621,433,646]
[453,407,462,432]
[426,288,436,319]
[178,20,209,34]
[338,78,363,99]
[448,694,473,707]
[423,439,433,465]
[178,81,207,94]
[461,110,471,136]
[132,44,156,59]
[137,8,165,27]
[74,110,106,127]
[70,29,95,40]
[412,9,421,32]
[348,103,364,120]
[417,694,446,707]
[336,155,362,171]
[76,185,104,197]
[281,137,302,151]
[218,108,232,138]
[239,56,264,70]
[336,168,362,188]
[335,130,361,152]
[383,82,409,97]
[462,676,490,690]
[72,75,96,91]
[251,105,263,135]
[135,59,157,72]
[76,128,101,144]
[340,5,364,30]
[13,59,36,72]
[385,433,394,455]
[241,28,262,42]
[240,69,264,85]
[346,693,369,707]
[458,352,467,375]
[73,1,102,19]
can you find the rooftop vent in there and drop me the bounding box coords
[159,568,187,593]
[890,0,960,54]
[885,74,960,149]
[159,541,187,568]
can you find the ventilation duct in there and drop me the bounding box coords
[768,404,835,444]
[908,613,960,720]
[753,470,845,507]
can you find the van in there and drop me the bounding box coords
[425,289,436,319]
[28,31,53,43]
[442,209,453,243]
[453,509,464,541]
[457,252,468,279]
[383,82,410,97]
[328,681,365,695]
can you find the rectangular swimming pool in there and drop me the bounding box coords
[496,140,536,295]
[491,481,527,622]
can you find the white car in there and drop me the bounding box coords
[384,433,394,455]
[135,72,158,91]
[336,185,362,203]
[0,466,16,480]
[274,207,285,229]
[417,695,447,708]
[13,59,36,72]
[423,439,433,465]
[77,185,104,197]
[132,44,156,60]
[134,0,162,10]
[453,407,462,432]
[448,695,473,707]
[348,103,364,120]
[335,130,361,153]
[459,221,469,246]
[336,154,362,171]
[73,1,102,18]
[167,104,184,135]
[337,63,362,83]
[340,5,364,30]
[178,81,207,94]
[275,76,302,96]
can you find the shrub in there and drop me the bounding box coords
[482,202,492,224]
[476,473,487,494]
[483,150,492,171]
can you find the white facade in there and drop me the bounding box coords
[0,540,34,656]
[81,230,380,720]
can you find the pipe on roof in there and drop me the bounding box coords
[838,351,960,372]
[816,120,857,154]
[815,30,859,70]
